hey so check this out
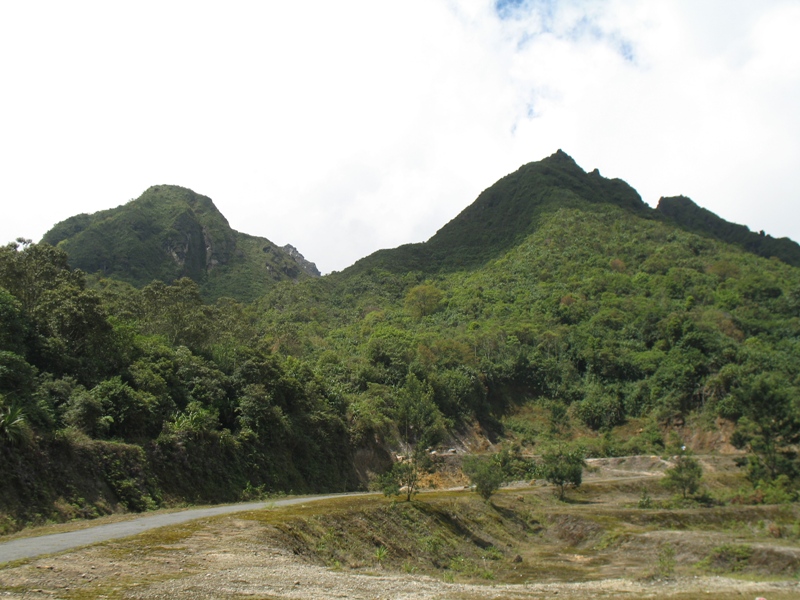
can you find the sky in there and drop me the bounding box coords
[1,0,798,274]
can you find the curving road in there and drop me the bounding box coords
[0,456,677,566]
[0,493,370,565]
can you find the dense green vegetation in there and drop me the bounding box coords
[346,150,653,275]
[658,195,800,267]
[0,241,354,528]
[42,185,319,303]
[2,151,799,530]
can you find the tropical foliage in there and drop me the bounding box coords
[41,185,318,302]
[2,151,800,524]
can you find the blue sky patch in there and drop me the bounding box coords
[496,0,636,63]
[495,0,529,20]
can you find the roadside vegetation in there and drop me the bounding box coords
[267,480,800,585]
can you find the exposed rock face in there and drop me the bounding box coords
[282,244,321,277]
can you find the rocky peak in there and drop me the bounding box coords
[282,244,321,277]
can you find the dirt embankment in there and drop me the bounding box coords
[2,468,799,600]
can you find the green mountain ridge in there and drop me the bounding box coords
[3,150,799,528]
[346,150,799,276]
[657,195,800,267]
[41,151,800,295]
[42,185,320,302]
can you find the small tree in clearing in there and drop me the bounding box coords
[377,447,432,502]
[540,444,586,500]
[463,455,506,500]
[463,446,534,501]
[377,373,444,501]
[662,446,703,499]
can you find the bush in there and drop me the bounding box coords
[538,444,586,500]
[0,397,30,446]
[376,448,432,502]
[661,446,703,499]
[62,388,111,438]
[575,383,624,430]
[463,455,506,500]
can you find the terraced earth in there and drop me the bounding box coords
[1,457,798,599]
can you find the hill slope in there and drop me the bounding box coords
[42,185,319,302]
[347,150,800,275]
[3,151,799,528]
[657,195,800,266]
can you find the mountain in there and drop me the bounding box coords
[41,185,319,302]
[346,150,652,274]
[347,150,800,275]
[4,150,800,526]
[656,195,800,267]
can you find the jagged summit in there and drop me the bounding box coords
[282,244,321,277]
[342,150,799,276]
[39,153,800,299]
[42,185,319,302]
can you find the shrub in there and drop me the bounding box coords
[376,448,432,502]
[656,543,676,577]
[538,444,586,500]
[0,397,30,446]
[661,446,703,499]
[463,455,506,500]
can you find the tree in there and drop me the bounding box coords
[463,446,534,501]
[539,444,586,500]
[32,279,116,381]
[140,278,211,351]
[0,241,118,383]
[62,387,112,438]
[463,454,506,500]
[377,373,445,501]
[377,446,432,502]
[661,446,703,499]
[394,373,445,449]
[0,240,74,312]
[166,401,221,440]
[404,284,443,319]
[0,287,27,355]
[730,374,800,485]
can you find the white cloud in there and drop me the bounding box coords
[1,0,798,274]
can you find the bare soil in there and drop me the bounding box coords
[1,456,798,600]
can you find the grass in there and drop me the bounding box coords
[234,481,800,585]
[0,505,187,543]
[2,478,799,598]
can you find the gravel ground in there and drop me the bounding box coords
[2,457,797,599]
[1,515,798,600]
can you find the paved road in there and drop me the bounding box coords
[0,456,675,565]
[0,493,368,565]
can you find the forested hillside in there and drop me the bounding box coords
[657,195,800,267]
[42,185,320,302]
[1,152,799,530]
